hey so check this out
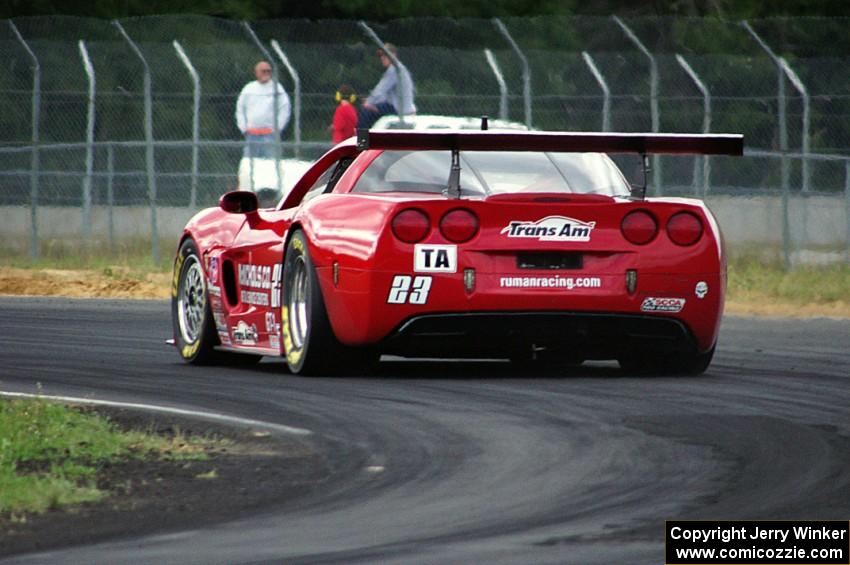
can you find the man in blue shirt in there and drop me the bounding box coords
[358,43,416,129]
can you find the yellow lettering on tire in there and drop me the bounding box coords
[280,305,302,365]
[172,253,186,298]
[181,340,200,359]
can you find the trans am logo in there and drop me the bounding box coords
[501,216,596,242]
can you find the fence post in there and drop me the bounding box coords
[107,143,115,251]
[243,22,282,195]
[845,161,850,264]
[613,16,662,195]
[270,40,301,158]
[778,57,811,192]
[173,40,201,210]
[675,54,712,196]
[358,21,411,127]
[78,40,95,242]
[493,18,531,129]
[483,49,508,121]
[742,21,793,269]
[114,21,159,265]
[581,51,611,132]
[9,21,41,261]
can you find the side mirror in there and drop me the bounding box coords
[219,191,259,214]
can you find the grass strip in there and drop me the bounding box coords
[728,256,850,306]
[0,398,215,515]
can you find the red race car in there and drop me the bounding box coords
[171,129,743,375]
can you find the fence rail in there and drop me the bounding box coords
[1,15,850,266]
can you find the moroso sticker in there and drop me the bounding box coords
[641,297,686,313]
[501,216,596,242]
[414,244,457,273]
[239,264,272,289]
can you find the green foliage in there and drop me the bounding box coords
[0,398,212,514]
[728,255,850,305]
[3,0,850,20]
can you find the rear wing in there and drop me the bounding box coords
[356,130,743,156]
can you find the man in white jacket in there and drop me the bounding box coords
[235,61,291,159]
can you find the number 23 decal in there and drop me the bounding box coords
[387,275,432,305]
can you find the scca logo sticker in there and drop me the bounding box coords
[501,216,596,242]
[641,297,686,313]
[414,244,457,273]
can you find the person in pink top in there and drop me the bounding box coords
[331,84,358,144]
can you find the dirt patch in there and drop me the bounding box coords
[0,267,170,300]
[0,406,328,558]
[2,266,848,318]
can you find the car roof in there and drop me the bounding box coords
[371,114,528,132]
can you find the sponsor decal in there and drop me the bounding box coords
[208,284,221,297]
[208,256,219,282]
[641,297,686,313]
[499,276,601,290]
[218,331,232,346]
[213,312,227,332]
[232,321,259,345]
[264,311,281,349]
[695,281,708,299]
[414,244,457,273]
[271,264,282,308]
[501,216,596,242]
[241,290,270,306]
[387,275,432,305]
[239,264,272,289]
[264,311,277,333]
[239,263,282,306]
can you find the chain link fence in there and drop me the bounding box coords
[0,15,849,267]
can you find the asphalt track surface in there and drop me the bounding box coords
[1,296,849,565]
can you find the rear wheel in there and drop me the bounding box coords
[172,239,218,364]
[282,230,343,375]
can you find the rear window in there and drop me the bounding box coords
[352,150,631,197]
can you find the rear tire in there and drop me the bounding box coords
[281,230,343,375]
[172,239,219,365]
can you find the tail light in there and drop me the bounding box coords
[621,210,658,245]
[391,208,430,243]
[439,208,479,243]
[666,212,703,246]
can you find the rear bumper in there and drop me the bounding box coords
[382,311,699,360]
